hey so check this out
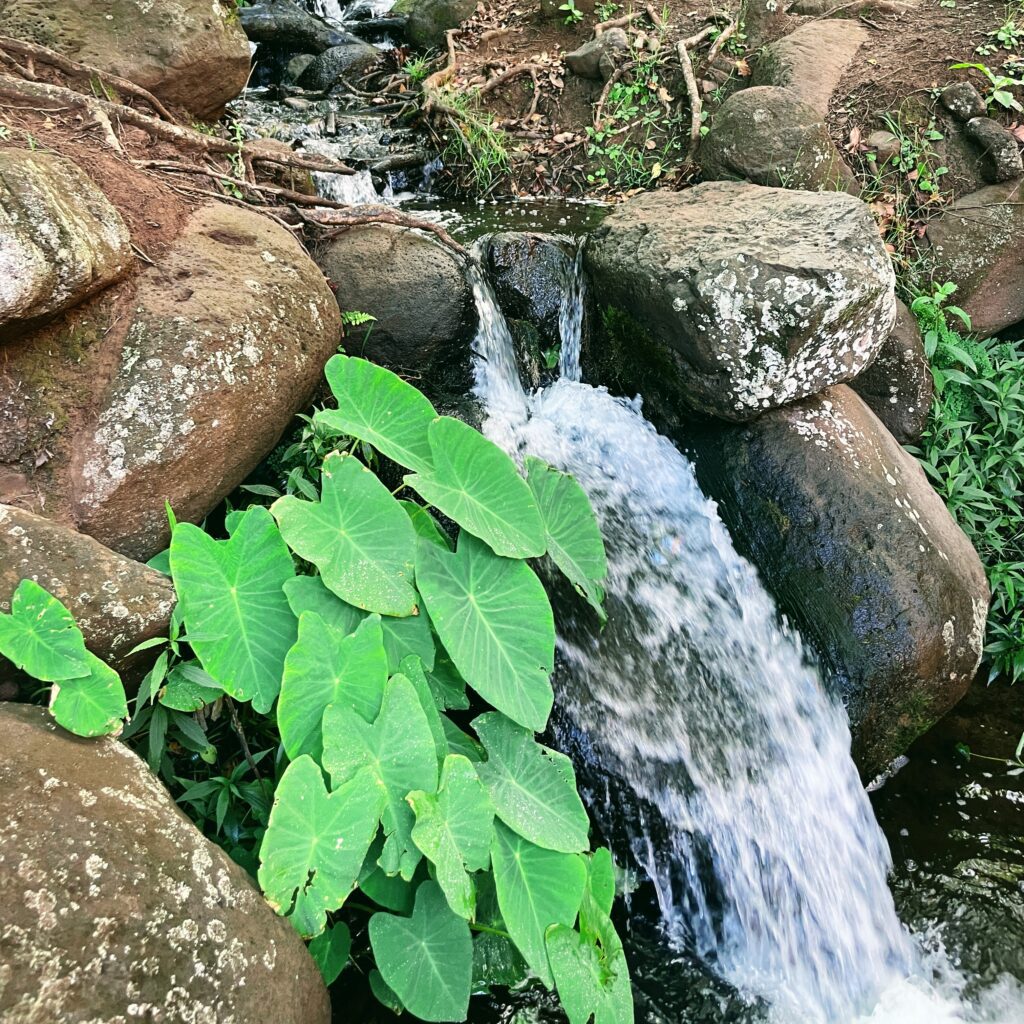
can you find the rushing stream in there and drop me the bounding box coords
[467,242,1024,1024]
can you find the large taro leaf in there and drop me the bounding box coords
[416,532,554,732]
[272,452,417,617]
[398,655,448,763]
[317,355,437,474]
[284,574,434,673]
[401,500,453,551]
[0,579,90,681]
[169,506,296,714]
[308,921,351,986]
[580,848,616,939]
[525,456,608,622]
[408,754,494,920]
[323,675,438,880]
[490,821,587,988]
[405,416,546,559]
[258,756,384,938]
[278,612,388,760]
[474,712,589,854]
[369,880,473,1023]
[545,913,634,1024]
[50,651,128,737]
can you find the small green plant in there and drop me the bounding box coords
[0,356,630,1023]
[402,55,431,83]
[977,4,1024,54]
[435,89,511,195]
[595,1,621,19]
[956,730,1024,767]
[951,61,1024,111]
[560,0,584,24]
[0,124,10,140]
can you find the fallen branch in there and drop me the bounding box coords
[705,21,738,66]
[595,11,644,34]
[479,62,544,96]
[676,40,702,164]
[423,29,461,115]
[593,66,627,131]
[0,33,178,122]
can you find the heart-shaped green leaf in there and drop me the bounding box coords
[405,416,546,558]
[526,456,608,622]
[475,712,589,853]
[369,881,473,1023]
[490,821,587,988]
[546,914,633,1024]
[0,579,90,681]
[417,532,554,732]
[273,452,417,617]
[309,921,351,985]
[399,655,448,762]
[409,754,494,919]
[278,612,388,760]
[50,651,128,737]
[323,674,439,879]
[318,355,437,473]
[170,507,296,713]
[258,756,385,938]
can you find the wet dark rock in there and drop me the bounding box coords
[850,300,933,444]
[964,117,1024,184]
[585,183,896,421]
[298,38,381,91]
[284,53,316,85]
[401,0,476,49]
[687,385,989,776]
[699,86,857,193]
[923,178,1024,337]
[0,505,175,676]
[940,81,988,122]
[240,0,350,54]
[565,29,629,81]
[0,703,330,1024]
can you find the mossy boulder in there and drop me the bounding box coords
[402,0,476,49]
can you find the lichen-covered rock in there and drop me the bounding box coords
[688,385,989,775]
[565,29,629,81]
[850,299,933,444]
[0,150,131,334]
[0,505,174,675]
[923,179,1024,336]
[699,86,857,193]
[0,0,251,119]
[964,117,1024,184]
[298,37,380,90]
[0,703,330,1024]
[402,0,476,49]
[585,182,897,421]
[940,81,988,122]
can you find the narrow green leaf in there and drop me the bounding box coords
[406,416,546,558]
[160,664,222,712]
[398,654,448,762]
[416,533,555,732]
[0,579,90,681]
[369,881,473,1022]
[258,756,385,938]
[169,507,296,713]
[401,500,453,550]
[49,651,128,737]
[475,712,590,853]
[308,921,351,986]
[273,452,418,616]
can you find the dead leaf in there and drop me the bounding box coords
[734,58,751,77]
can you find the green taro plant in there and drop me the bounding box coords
[0,355,631,1024]
[951,61,1024,111]
[560,0,585,24]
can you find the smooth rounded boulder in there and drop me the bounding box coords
[688,385,989,775]
[585,182,897,421]
[0,0,251,118]
[0,703,330,1024]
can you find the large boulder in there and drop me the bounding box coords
[0,202,342,561]
[688,385,989,775]
[0,0,251,119]
[850,299,933,444]
[585,182,897,421]
[0,505,175,675]
[402,0,476,48]
[0,150,131,335]
[298,38,381,91]
[240,0,353,53]
[922,179,1024,337]
[0,703,330,1024]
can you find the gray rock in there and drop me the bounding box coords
[850,299,933,444]
[284,53,316,85]
[403,0,476,49]
[0,150,131,335]
[865,129,902,165]
[565,29,629,82]
[700,86,858,193]
[965,117,1024,184]
[0,703,331,1024]
[585,182,897,421]
[689,385,989,776]
[923,179,1024,336]
[241,0,351,53]
[298,38,380,91]
[940,81,987,122]
[0,505,175,676]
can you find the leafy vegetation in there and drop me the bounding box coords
[0,357,630,1023]
[909,284,1024,682]
[951,61,1024,111]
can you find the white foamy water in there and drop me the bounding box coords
[468,241,1024,1024]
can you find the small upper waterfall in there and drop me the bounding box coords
[468,239,1019,1023]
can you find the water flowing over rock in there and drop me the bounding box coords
[688,384,989,774]
[241,0,354,53]
[0,150,131,335]
[0,0,252,119]
[0,505,175,676]
[0,703,330,1024]
[585,182,897,421]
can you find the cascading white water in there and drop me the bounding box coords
[469,240,1021,1023]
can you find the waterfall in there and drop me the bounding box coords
[469,241,1019,1023]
